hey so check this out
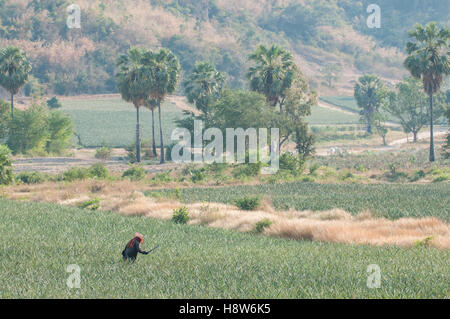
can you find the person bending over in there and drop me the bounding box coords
[122,232,150,261]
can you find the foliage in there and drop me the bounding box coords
[122,166,146,181]
[255,219,272,234]
[62,167,89,182]
[46,96,62,109]
[0,99,9,139]
[95,146,112,160]
[0,144,13,185]
[172,207,190,224]
[354,74,389,134]
[45,111,74,154]
[88,163,109,179]
[279,152,305,176]
[234,195,261,211]
[15,171,46,184]
[78,198,100,211]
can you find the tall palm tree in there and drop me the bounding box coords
[404,22,450,162]
[0,46,32,119]
[115,47,151,163]
[183,61,225,121]
[354,74,388,134]
[144,98,158,157]
[144,49,180,164]
[247,44,297,111]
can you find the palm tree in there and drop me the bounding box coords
[247,44,297,111]
[354,74,387,134]
[0,46,32,119]
[404,22,450,162]
[143,98,158,157]
[144,49,180,164]
[183,61,225,121]
[115,47,151,163]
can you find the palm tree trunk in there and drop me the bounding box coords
[10,93,14,119]
[429,93,435,162]
[151,108,157,157]
[413,131,418,143]
[158,100,165,164]
[136,107,141,163]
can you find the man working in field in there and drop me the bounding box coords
[122,232,151,261]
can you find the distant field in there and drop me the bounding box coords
[0,199,448,298]
[307,104,360,125]
[321,96,400,123]
[61,97,185,148]
[148,182,450,221]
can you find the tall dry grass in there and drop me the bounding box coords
[3,180,449,249]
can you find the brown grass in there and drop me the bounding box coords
[3,180,449,249]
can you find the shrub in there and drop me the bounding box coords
[279,152,305,175]
[191,169,205,183]
[309,163,321,175]
[16,171,46,184]
[78,198,100,211]
[232,162,262,179]
[0,145,14,185]
[234,196,261,210]
[46,111,74,154]
[433,174,449,182]
[410,170,426,182]
[172,207,190,224]
[255,219,272,233]
[122,166,146,181]
[88,163,109,179]
[46,97,62,109]
[151,171,172,183]
[95,146,112,160]
[63,167,89,181]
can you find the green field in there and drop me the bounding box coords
[61,98,185,148]
[0,199,448,298]
[307,104,360,125]
[147,182,450,221]
[60,96,362,149]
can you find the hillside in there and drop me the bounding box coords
[0,0,448,97]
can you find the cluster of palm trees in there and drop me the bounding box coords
[115,47,180,164]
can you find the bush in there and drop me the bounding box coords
[410,170,426,182]
[255,219,272,233]
[0,145,14,185]
[88,163,109,179]
[46,111,74,154]
[122,166,146,181]
[172,207,190,224]
[191,169,205,183]
[63,167,89,182]
[279,152,305,175]
[95,146,112,160]
[46,97,62,109]
[16,171,46,184]
[234,195,261,210]
[232,162,262,179]
[78,198,100,211]
[151,171,172,183]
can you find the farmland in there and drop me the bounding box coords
[60,97,185,148]
[0,199,448,298]
[147,182,450,222]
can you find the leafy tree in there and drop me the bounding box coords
[247,44,297,110]
[321,63,341,88]
[0,144,13,185]
[46,111,74,154]
[7,104,48,154]
[386,77,445,142]
[144,49,181,164]
[404,22,450,161]
[46,96,62,109]
[0,46,32,119]
[184,61,225,121]
[354,74,389,134]
[115,48,152,163]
